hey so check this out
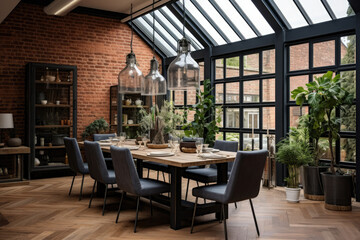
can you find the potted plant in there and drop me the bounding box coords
[138,100,184,146]
[182,79,222,146]
[276,130,312,203]
[292,71,354,210]
[81,118,109,140]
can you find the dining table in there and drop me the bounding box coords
[79,140,237,230]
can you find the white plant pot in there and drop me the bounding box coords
[285,187,301,203]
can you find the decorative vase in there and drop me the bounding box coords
[135,99,142,106]
[285,187,301,203]
[7,138,21,147]
[303,166,328,201]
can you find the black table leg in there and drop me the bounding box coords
[216,162,228,220]
[169,166,182,230]
[136,159,143,178]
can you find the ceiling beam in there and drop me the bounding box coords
[251,0,288,32]
[293,0,313,25]
[0,0,20,24]
[348,0,360,14]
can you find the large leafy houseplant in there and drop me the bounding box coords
[182,79,222,146]
[81,118,109,140]
[291,71,353,174]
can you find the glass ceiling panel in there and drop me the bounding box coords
[159,7,203,50]
[184,0,226,45]
[272,0,308,29]
[197,0,240,42]
[299,0,331,24]
[327,0,355,19]
[133,18,177,57]
[234,0,274,35]
[214,0,257,39]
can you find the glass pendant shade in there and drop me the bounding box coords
[118,52,143,94]
[167,38,200,90]
[142,57,167,96]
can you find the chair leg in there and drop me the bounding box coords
[249,199,260,237]
[219,204,222,223]
[88,180,96,208]
[69,174,75,196]
[150,196,153,216]
[79,174,85,201]
[162,171,166,182]
[222,204,228,240]
[234,202,237,209]
[157,171,159,180]
[102,184,108,216]
[115,191,125,223]
[147,168,150,178]
[190,197,198,234]
[204,183,207,204]
[185,179,190,201]
[134,196,140,233]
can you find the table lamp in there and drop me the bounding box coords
[0,113,14,147]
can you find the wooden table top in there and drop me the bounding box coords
[78,141,236,168]
[0,146,31,155]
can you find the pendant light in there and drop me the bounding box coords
[167,0,200,90]
[141,0,167,96]
[118,4,143,94]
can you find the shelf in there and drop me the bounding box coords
[32,164,69,171]
[35,146,65,149]
[35,125,72,128]
[117,105,149,108]
[122,124,140,127]
[36,80,73,85]
[36,104,71,108]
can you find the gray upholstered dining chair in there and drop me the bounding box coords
[190,150,268,240]
[110,146,170,233]
[84,141,117,215]
[64,137,89,201]
[93,133,116,142]
[183,140,238,201]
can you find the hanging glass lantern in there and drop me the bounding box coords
[141,0,167,96]
[167,0,199,90]
[118,4,143,94]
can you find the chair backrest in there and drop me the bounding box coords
[224,150,268,203]
[211,140,239,170]
[93,133,116,142]
[84,141,110,183]
[64,137,86,173]
[110,146,141,195]
[182,137,203,142]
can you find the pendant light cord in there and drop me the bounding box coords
[130,4,133,53]
[152,0,155,57]
[182,0,185,38]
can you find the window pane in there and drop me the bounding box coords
[187,90,196,106]
[289,75,309,100]
[262,49,275,74]
[320,137,334,160]
[340,70,356,98]
[175,109,184,124]
[341,105,356,132]
[225,82,240,104]
[327,0,354,19]
[262,78,275,102]
[243,108,259,129]
[290,43,309,71]
[262,134,275,152]
[289,106,308,128]
[199,61,205,81]
[263,107,275,130]
[341,35,356,65]
[217,107,223,128]
[272,0,308,29]
[215,59,224,79]
[216,132,224,140]
[187,110,196,122]
[243,53,259,75]
[215,84,224,104]
[298,0,331,24]
[313,40,335,67]
[243,133,259,150]
[341,138,356,162]
[226,57,240,78]
[225,108,240,128]
[174,90,184,106]
[225,132,240,143]
[243,80,259,103]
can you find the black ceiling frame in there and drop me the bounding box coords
[228,0,261,37]
[189,0,231,44]
[251,0,287,31]
[320,0,336,20]
[141,15,177,52]
[208,0,245,40]
[292,0,313,25]
[348,0,360,13]
[168,2,214,47]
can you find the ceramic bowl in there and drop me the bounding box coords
[41,100,48,105]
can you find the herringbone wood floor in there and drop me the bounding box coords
[0,172,359,240]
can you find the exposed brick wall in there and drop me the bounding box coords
[0,2,160,140]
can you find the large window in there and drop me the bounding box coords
[287,34,356,165]
[215,48,276,150]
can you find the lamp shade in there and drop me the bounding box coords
[167,38,200,90]
[118,52,144,94]
[141,57,167,96]
[0,113,14,129]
